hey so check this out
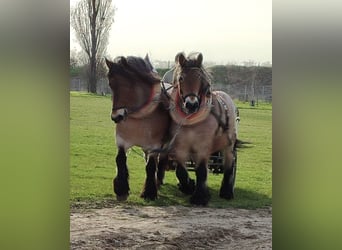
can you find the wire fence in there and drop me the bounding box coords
[70,77,111,95]
[213,83,272,103]
[70,77,272,102]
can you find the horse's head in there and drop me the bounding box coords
[105,55,160,123]
[174,52,211,114]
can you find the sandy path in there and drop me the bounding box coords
[70,205,272,249]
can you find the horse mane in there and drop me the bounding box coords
[108,56,161,85]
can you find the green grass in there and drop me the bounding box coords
[70,92,272,209]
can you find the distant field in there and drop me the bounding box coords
[70,91,272,209]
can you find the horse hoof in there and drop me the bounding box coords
[156,179,163,189]
[190,195,210,206]
[113,178,130,199]
[190,189,210,206]
[140,191,157,201]
[178,179,195,195]
[116,194,129,201]
[219,190,234,200]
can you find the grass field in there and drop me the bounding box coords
[70,91,272,209]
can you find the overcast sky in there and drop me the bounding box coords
[70,0,272,64]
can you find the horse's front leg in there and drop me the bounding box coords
[190,160,210,206]
[156,153,168,188]
[114,147,130,201]
[141,154,158,200]
[219,149,236,200]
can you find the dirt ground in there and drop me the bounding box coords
[70,205,272,249]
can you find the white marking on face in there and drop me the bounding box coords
[185,96,198,104]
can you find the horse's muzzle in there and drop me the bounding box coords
[111,109,127,123]
[184,95,200,114]
[111,114,125,123]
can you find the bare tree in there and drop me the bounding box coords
[71,0,115,93]
[70,49,79,69]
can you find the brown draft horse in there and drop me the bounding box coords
[105,55,170,201]
[168,52,239,205]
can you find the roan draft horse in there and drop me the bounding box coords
[168,52,239,205]
[105,55,170,201]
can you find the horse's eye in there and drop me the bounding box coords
[179,76,184,82]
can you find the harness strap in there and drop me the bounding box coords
[112,83,161,120]
[160,80,173,100]
[210,109,228,132]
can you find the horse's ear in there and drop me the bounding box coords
[178,52,187,67]
[144,53,157,72]
[196,53,203,67]
[144,53,151,63]
[105,58,113,69]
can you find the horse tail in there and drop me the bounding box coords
[234,139,252,150]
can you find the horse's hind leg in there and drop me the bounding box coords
[141,155,158,200]
[176,163,195,195]
[219,149,236,200]
[190,160,210,206]
[114,147,130,201]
